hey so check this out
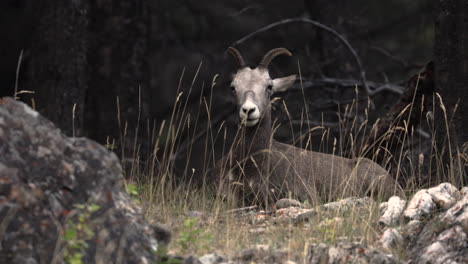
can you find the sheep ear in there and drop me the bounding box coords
[272,75,297,93]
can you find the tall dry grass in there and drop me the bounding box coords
[117,66,465,260]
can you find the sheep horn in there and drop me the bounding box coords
[226,47,245,67]
[258,48,292,68]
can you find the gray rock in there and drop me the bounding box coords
[274,198,303,209]
[379,228,403,251]
[235,245,289,264]
[0,98,170,263]
[198,253,226,264]
[411,224,467,264]
[293,209,317,223]
[183,256,203,264]
[400,220,423,241]
[306,243,396,264]
[321,197,373,211]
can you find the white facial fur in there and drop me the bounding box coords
[230,67,297,127]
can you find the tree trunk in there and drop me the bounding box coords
[433,0,468,185]
[23,1,150,164]
[304,0,357,78]
[86,0,150,159]
[24,1,89,136]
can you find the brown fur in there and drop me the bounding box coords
[214,108,404,206]
[214,47,404,206]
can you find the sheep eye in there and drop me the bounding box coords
[266,84,273,91]
[230,85,236,92]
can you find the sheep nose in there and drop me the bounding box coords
[242,105,256,116]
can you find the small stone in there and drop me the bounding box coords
[248,227,266,234]
[183,256,202,264]
[321,197,372,212]
[293,209,317,223]
[275,198,303,209]
[255,244,270,251]
[198,253,225,264]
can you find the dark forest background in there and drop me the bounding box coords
[0,0,466,186]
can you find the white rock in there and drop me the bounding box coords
[460,186,468,196]
[403,189,436,220]
[427,182,461,209]
[379,196,406,226]
[380,228,403,251]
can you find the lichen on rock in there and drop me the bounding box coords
[0,97,170,263]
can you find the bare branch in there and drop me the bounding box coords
[369,46,424,70]
[289,78,404,96]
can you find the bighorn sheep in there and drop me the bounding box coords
[214,47,404,205]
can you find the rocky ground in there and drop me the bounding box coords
[182,183,467,264]
[1,97,467,264]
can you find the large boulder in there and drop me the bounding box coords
[0,97,170,263]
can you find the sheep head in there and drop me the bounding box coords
[227,47,297,127]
